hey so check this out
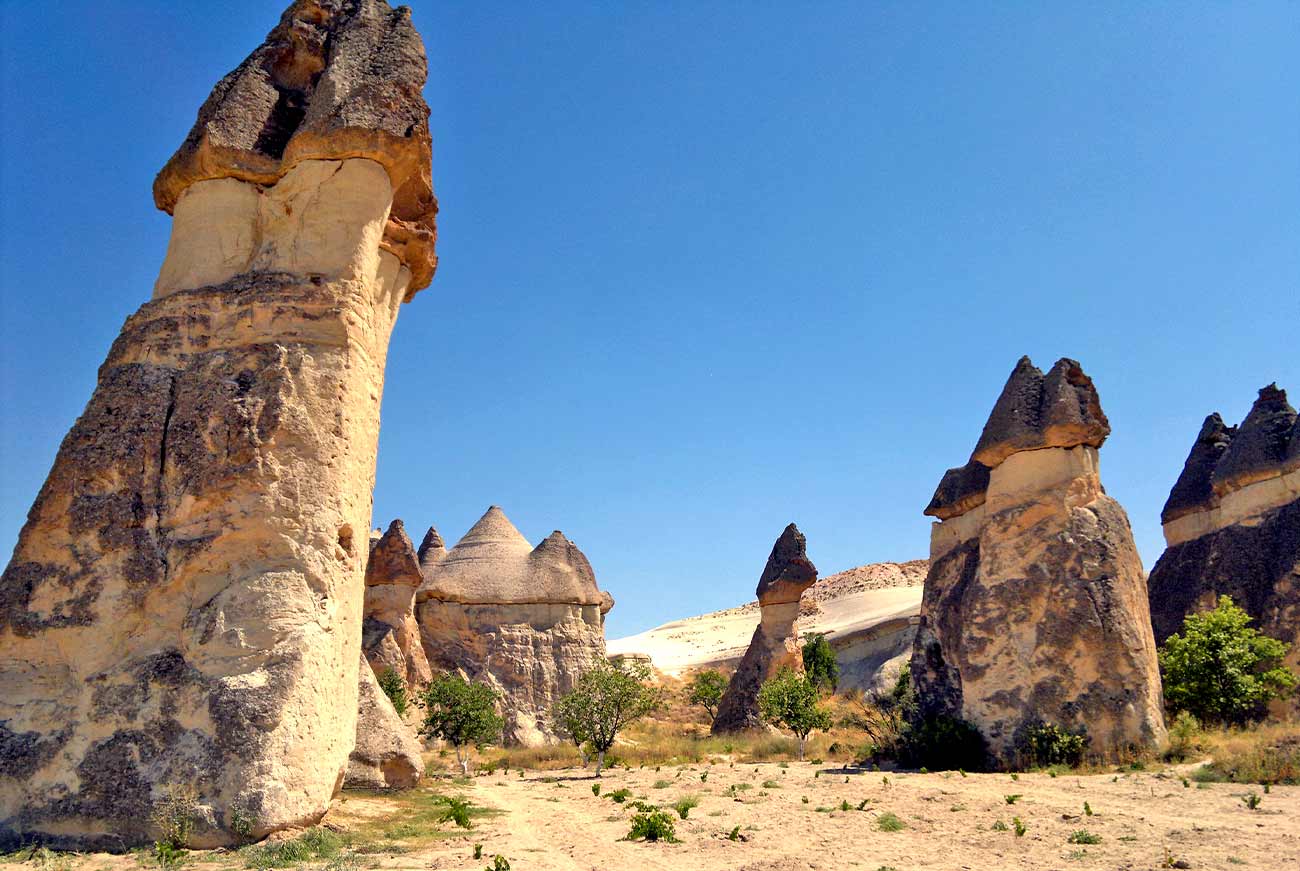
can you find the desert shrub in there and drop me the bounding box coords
[150,784,198,850]
[1012,817,1026,837]
[1159,596,1296,725]
[376,668,408,717]
[757,669,832,761]
[242,828,343,869]
[627,810,678,842]
[1017,721,1088,768]
[845,670,914,760]
[652,779,672,789]
[438,796,474,829]
[591,783,601,796]
[876,811,905,832]
[486,857,510,871]
[1165,711,1202,761]
[607,788,632,803]
[421,675,505,776]
[1198,723,1300,784]
[672,796,700,819]
[801,634,840,693]
[1068,830,1102,844]
[686,670,729,723]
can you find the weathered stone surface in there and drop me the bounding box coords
[971,357,1110,469]
[924,460,991,520]
[416,526,446,574]
[1148,385,1300,689]
[345,655,424,790]
[911,358,1164,762]
[713,525,818,734]
[0,0,434,848]
[416,507,611,746]
[363,520,431,690]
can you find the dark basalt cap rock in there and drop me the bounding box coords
[1212,384,1298,494]
[925,459,992,519]
[756,523,818,605]
[1288,412,1300,471]
[1162,413,1237,523]
[971,357,1110,468]
[154,0,437,293]
[366,519,422,587]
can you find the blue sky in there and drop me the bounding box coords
[1,2,1297,638]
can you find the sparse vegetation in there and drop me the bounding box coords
[626,809,678,842]
[376,668,409,717]
[1017,721,1088,768]
[801,633,840,693]
[686,670,729,723]
[876,811,905,832]
[242,827,344,869]
[672,796,700,819]
[438,796,474,829]
[1067,830,1102,844]
[1012,817,1026,837]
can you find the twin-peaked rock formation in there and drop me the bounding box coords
[363,521,432,690]
[911,357,1165,761]
[0,0,435,848]
[713,524,818,734]
[1147,385,1300,679]
[415,507,612,746]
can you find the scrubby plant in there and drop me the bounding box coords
[421,674,504,776]
[1243,791,1262,810]
[1004,794,1022,805]
[608,788,632,803]
[627,809,678,842]
[727,825,741,841]
[686,670,729,723]
[757,669,832,761]
[1012,817,1026,837]
[1068,830,1102,844]
[991,820,1008,831]
[486,856,510,871]
[438,796,474,829]
[591,784,601,797]
[1160,596,1296,725]
[652,779,672,789]
[1017,721,1088,768]
[1083,801,1093,816]
[376,668,408,716]
[672,796,700,819]
[473,844,483,860]
[801,633,840,693]
[1165,711,1202,761]
[876,811,905,832]
[151,784,198,850]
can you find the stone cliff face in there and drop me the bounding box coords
[415,507,610,746]
[712,524,818,734]
[0,0,435,848]
[1147,385,1300,682]
[910,357,1166,762]
[345,655,424,791]
[363,520,432,690]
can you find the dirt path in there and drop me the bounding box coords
[406,761,1297,871]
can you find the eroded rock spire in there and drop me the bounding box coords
[0,0,436,848]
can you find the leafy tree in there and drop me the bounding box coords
[552,689,592,766]
[420,674,505,776]
[552,660,661,775]
[757,668,832,761]
[801,634,840,693]
[376,667,408,717]
[686,670,728,723]
[1159,595,1296,725]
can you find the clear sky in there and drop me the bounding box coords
[1,2,1297,639]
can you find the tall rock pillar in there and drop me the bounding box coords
[910,357,1165,763]
[0,0,436,848]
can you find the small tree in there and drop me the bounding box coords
[757,668,832,761]
[552,689,592,766]
[420,674,504,776]
[1160,595,1296,725]
[376,667,408,717]
[801,634,840,693]
[686,670,728,723]
[554,660,661,775]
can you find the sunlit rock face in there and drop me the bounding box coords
[0,0,436,848]
[1147,385,1300,691]
[415,507,611,746]
[712,524,819,734]
[363,520,432,691]
[910,357,1166,763]
[345,655,424,790]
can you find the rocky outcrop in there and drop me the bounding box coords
[712,524,818,734]
[363,520,432,690]
[910,357,1165,762]
[345,655,424,790]
[0,0,435,848]
[1147,385,1300,682]
[416,507,611,746]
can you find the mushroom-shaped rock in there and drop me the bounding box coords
[415,507,613,745]
[1147,385,1300,696]
[712,524,819,734]
[910,357,1164,763]
[0,0,436,847]
[363,520,432,689]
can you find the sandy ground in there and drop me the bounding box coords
[339,761,1297,871]
[608,584,922,675]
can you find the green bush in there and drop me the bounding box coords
[801,634,840,693]
[876,811,905,832]
[672,796,700,819]
[1017,721,1088,768]
[757,669,832,761]
[686,670,729,723]
[1068,830,1102,844]
[627,810,678,842]
[376,668,408,717]
[438,796,473,830]
[902,713,987,771]
[1159,596,1296,725]
[1165,711,1202,761]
